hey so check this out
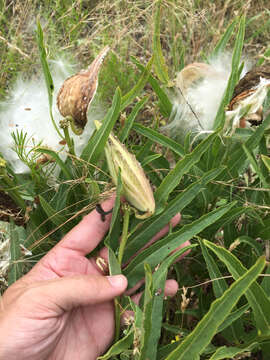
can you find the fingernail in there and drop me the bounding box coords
[107,275,126,288]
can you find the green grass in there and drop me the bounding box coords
[1,0,270,358]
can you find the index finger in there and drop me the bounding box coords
[56,195,116,256]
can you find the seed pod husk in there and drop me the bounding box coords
[226,66,270,131]
[57,46,109,130]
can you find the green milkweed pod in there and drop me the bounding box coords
[95,121,155,218]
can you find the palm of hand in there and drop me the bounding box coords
[2,199,119,360]
[1,197,182,360]
[28,253,116,360]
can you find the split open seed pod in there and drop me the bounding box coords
[95,121,155,218]
[57,46,110,131]
[226,65,270,130]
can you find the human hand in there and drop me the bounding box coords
[0,196,187,360]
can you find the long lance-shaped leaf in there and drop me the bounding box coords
[97,330,134,360]
[124,203,235,288]
[80,87,121,164]
[210,19,237,59]
[218,304,250,333]
[8,222,25,285]
[120,57,153,111]
[36,22,63,140]
[213,16,245,130]
[131,56,172,117]
[35,148,72,179]
[227,112,270,176]
[133,123,184,157]
[243,144,269,190]
[106,171,122,252]
[153,1,169,84]
[257,47,270,66]
[139,263,154,359]
[39,195,70,233]
[209,342,258,360]
[145,245,197,360]
[165,257,265,360]
[119,97,149,142]
[201,207,251,239]
[205,240,270,335]
[155,131,217,206]
[200,241,240,342]
[261,154,270,172]
[123,167,224,263]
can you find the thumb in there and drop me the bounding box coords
[34,274,127,312]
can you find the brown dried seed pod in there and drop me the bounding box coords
[57,46,109,129]
[232,65,270,99]
[228,89,256,111]
[228,65,270,128]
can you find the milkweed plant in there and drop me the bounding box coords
[0,2,270,359]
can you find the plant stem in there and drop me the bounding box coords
[114,297,121,342]
[63,127,75,156]
[118,205,130,266]
[114,205,130,342]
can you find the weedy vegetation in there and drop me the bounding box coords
[1,0,270,359]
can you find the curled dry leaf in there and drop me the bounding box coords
[57,46,110,130]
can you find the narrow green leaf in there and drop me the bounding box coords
[35,148,72,179]
[131,57,172,117]
[209,342,258,360]
[217,304,250,333]
[257,48,270,66]
[36,21,54,110]
[205,240,270,335]
[210,19,237,59]
[243,144,269,189]
[133,123,184,156]
[157,341,182,360]
[153,1,169,83]
[39,195,68,230]
[81,87,121,163]
[119,97,148,142]
[107,246,122,276]
[227,113,270,176]
[107,171,122,251]
[261,263,270,296]
[139,263,154,359]
[165,257,265,360]
[124,203,235,288]
[120,57,153,111]
[124,167,224,263]
[141,154,162,167]
[261,155,270,172]
[201,241,228,298]
[202,207,251,239]
[146,245,197,360]
[97,330,133,360]
[36,22,63,140]
[213,16,245,129]
[232,236,263,257]
[8,222,25,285]
[155,131,217,205]
[201,241,241,342]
